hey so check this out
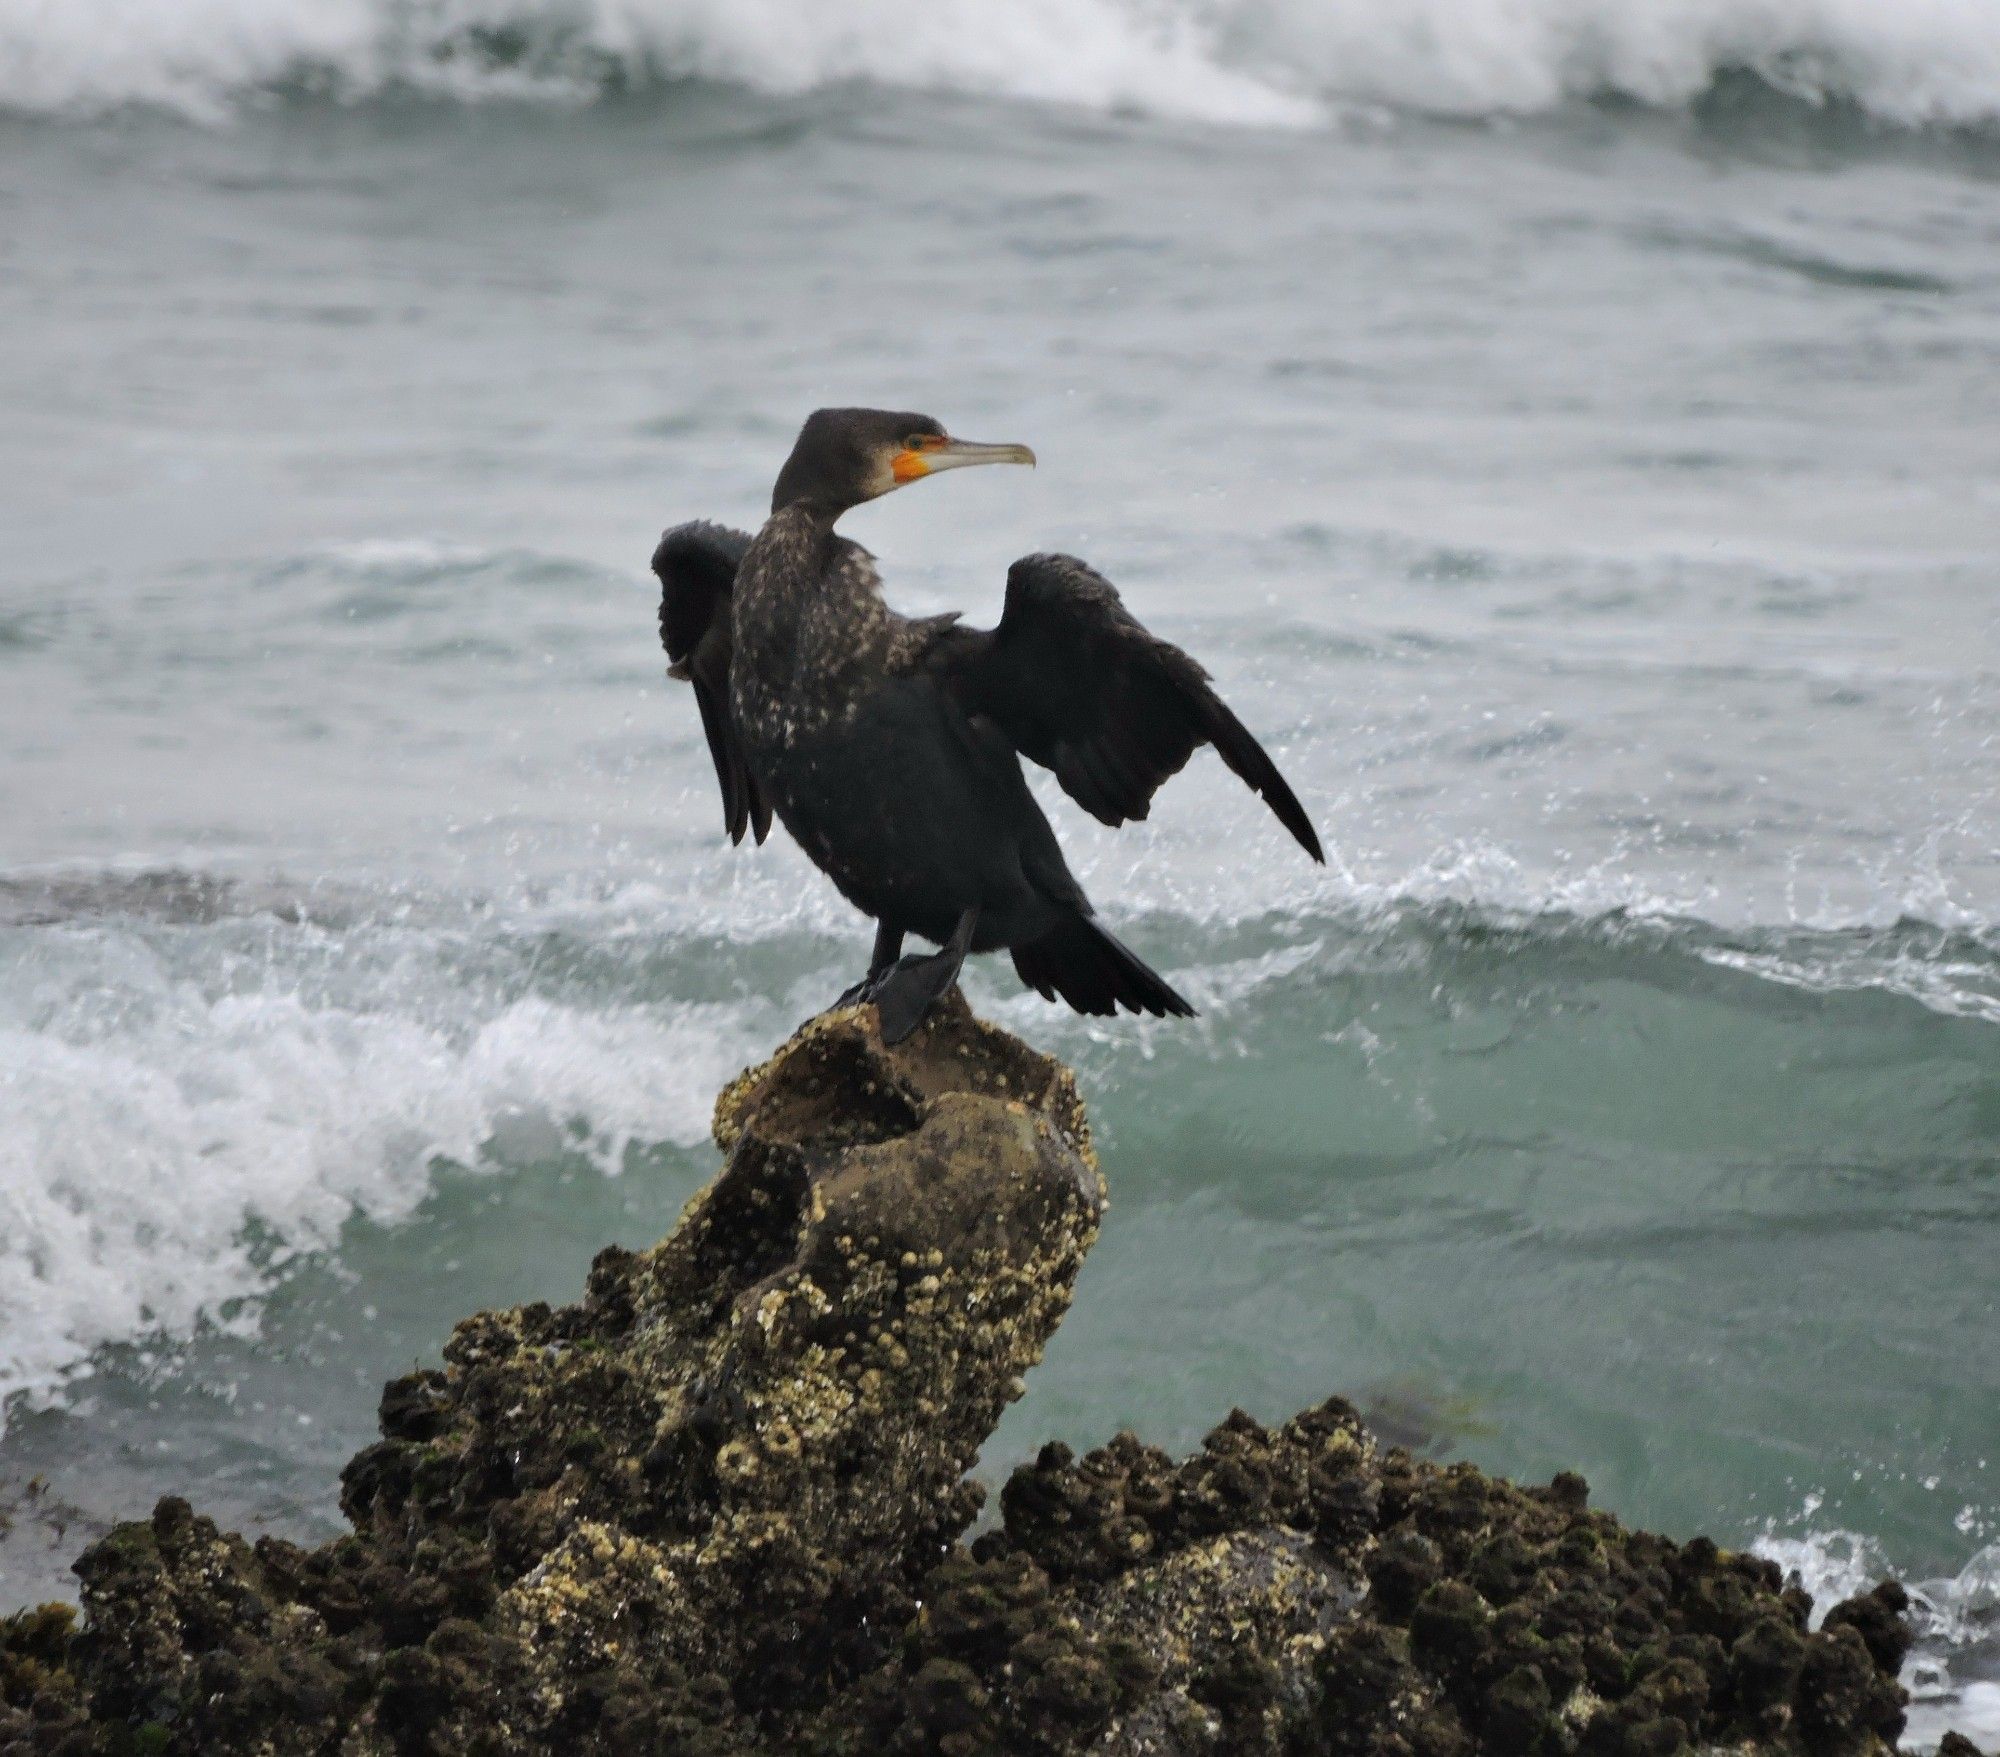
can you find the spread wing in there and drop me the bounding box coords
[932,553,1322,859]
[652,521,771,847]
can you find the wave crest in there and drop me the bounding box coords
[3,0,1999,129]
[0,902,767,1436]
[4,864,1995,1437]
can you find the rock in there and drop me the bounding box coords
[0,996,1915,1756]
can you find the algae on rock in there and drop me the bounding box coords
[0,994,1925,1757]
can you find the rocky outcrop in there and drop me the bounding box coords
[0,995,1923,1756]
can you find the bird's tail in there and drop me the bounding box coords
[1011,911,1196,1020]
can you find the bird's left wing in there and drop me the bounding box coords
[931,552,1322,860]
[652,521,772,846]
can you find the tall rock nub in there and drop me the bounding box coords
[1,996,1106,1753]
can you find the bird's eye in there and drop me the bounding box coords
[907,433,937,451]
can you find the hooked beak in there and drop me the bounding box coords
[893,436,1037,485]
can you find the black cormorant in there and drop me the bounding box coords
[653,407,1322,1042]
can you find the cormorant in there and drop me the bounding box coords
[653,407,1322,1042]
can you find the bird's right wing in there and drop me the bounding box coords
[652,521,772,846]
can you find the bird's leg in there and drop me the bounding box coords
[870,909,977,1046]
[835,921,906,1008]
[868,920,906,978]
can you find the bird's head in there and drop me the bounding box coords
[771,407,1035,516]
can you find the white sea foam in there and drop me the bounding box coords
[2,0,1999,128]
[0,916,762,1437]
[1752,1525,2000,1753]
[1219,0,2000,127]
[0,0,1307,124]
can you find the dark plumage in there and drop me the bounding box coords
[653,406,1322,1042]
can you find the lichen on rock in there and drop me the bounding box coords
[0,996,1931,1757]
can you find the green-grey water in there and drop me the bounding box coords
[1,12,1998,1745]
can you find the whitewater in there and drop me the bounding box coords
[4,0,2000,126]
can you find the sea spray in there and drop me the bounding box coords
[4,0,2000,127]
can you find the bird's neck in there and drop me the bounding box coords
[767,487,849,525]
[737,503,863,646]
[751,501,837,581]
[732,502,892,745]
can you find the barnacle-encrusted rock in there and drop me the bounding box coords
[0,996,1928,1756]
[807,1404,1919,1757]
[0,996,1101,1754]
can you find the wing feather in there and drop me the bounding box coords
[652,521,771,846]
[933,553,1322,860]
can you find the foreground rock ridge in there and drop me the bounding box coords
[1,996,1922,1756]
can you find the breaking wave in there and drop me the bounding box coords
[3,0,2000,130]
[0,881,779,1436]
[2,864,1995,1439]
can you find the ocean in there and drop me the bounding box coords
[0,1,1996,1745]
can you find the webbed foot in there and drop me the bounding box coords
[868,953,961,1045]
[830,919,909,1013]
[833,974,880,1010]
[852,909,979,1046]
